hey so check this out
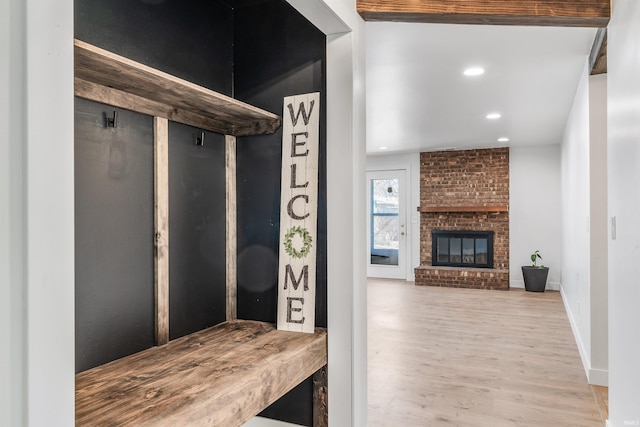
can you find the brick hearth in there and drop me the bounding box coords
[415,148,509,290]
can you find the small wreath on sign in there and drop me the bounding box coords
[284,226,313,259]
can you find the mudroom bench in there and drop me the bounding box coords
[75,320,327,426]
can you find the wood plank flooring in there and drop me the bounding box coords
[368,279,602,426]
[591,385,609,424]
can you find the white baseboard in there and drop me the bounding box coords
[560,286,591,381]
[510,279,524,288]
[559,287,610,387]
[242,417,303,427]
[589,367,609,386]
[606,420,612,427]
[509,280,560,291]
[546,281,561,291]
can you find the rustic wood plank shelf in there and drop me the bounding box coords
[76,320,327,427]
[74,39,281,136]
[418,205,508,213]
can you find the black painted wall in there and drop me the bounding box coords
[168,124,226,340]
[234,2,326,425]
[75,0,233,95]
[75,98,155,372]
[234,0,327,328]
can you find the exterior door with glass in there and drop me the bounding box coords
[367,170,407,279]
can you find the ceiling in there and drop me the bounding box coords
[365,22,598,155]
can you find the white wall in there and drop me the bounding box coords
[509,146,562,290]
[558,63,611,389]
[588,73,608,387]
[366,153,420,281]
[1,0,25,424]
[560,62,592,380]
[607,0,640,424]
[0,0,75,426]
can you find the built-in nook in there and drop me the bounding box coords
[73,1,328,426]
[415,148,509,290]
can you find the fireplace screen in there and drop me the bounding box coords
[432,230,494,268]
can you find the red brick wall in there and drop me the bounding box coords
[420,147,509,208]
[414,266,509,291]
[416,148,509,290]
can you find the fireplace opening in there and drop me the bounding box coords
[432,230,494,268]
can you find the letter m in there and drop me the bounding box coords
[284,264,309,291]
[287,100,315,126]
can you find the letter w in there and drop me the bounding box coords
[284,264,309,291]
[287,100,315,126]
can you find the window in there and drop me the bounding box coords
[370,178,399,266]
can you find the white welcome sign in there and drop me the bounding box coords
[277,92,320,334]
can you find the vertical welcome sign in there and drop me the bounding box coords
[277,92,320,334]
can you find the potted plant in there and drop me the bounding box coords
[521,250,549,292]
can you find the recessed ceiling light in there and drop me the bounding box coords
[497,137,510,142]
[379,146,389,150]
[463,67,485,76]
[486,113,502,120]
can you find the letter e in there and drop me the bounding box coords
[286,297,305,324]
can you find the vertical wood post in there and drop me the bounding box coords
[313,365,328,427]
[154,116,169,345]
[225,135,237,321]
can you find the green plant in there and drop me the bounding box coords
[530,250,543,267]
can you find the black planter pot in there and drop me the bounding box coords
[521,266,549,292]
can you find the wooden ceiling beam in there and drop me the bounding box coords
[357,0,610,27]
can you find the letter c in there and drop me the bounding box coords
[287,194,310,220]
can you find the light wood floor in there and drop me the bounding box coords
[368,279,602,426]
[591,385,609,424]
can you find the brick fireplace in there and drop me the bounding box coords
[415,148,509,290]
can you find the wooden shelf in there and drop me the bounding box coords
[76,320,327,427]
[74,39,281,136]
[417,205,508,213]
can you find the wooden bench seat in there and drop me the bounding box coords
[75,320,327,426]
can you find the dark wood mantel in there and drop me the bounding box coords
[417,205,508,213]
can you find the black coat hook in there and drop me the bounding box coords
[195,131,205,146]
[106,110,118,128]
